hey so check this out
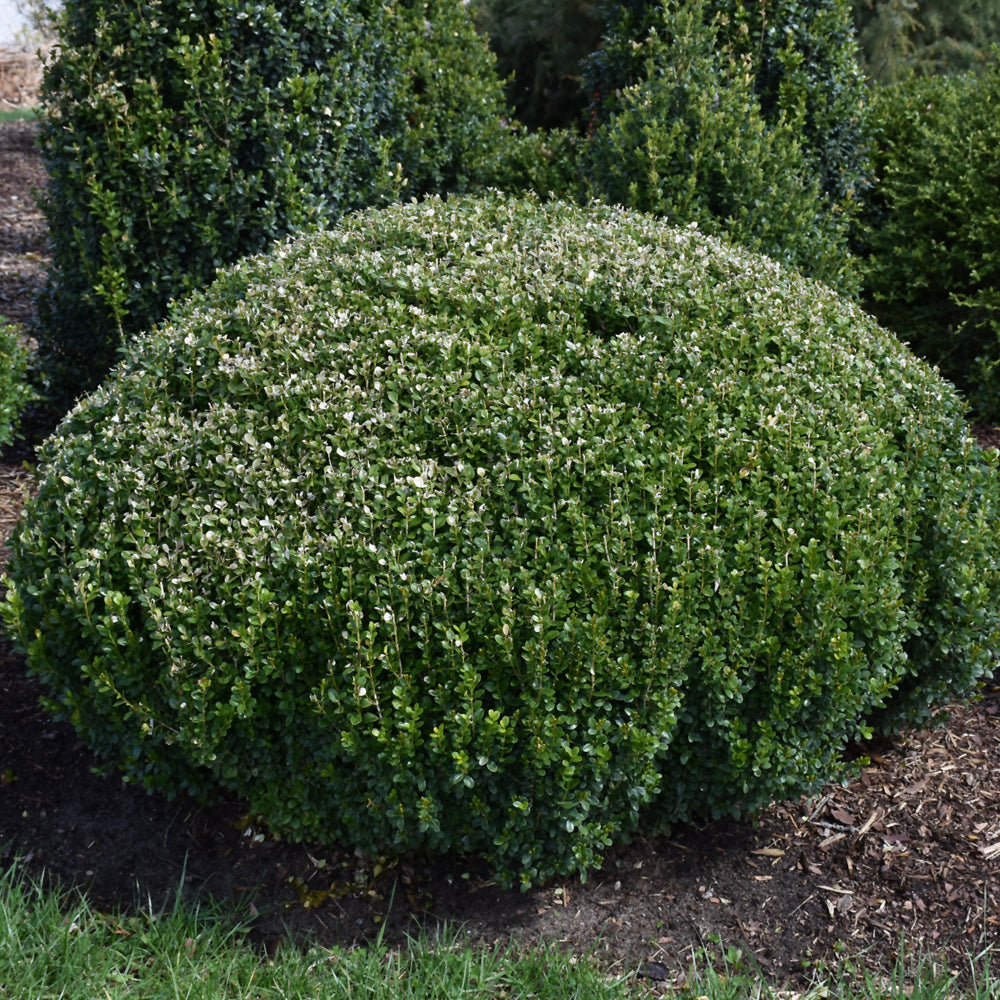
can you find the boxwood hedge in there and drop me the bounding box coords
[33,0,510,404]
[5,195,999,887]
[859,59,1000,421]
[0,320,33,449]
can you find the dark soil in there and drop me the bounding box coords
[0,117,47,331]
[1,118,998,991]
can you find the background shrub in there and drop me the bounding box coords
[0,320,33,449]
[853,0,1000,82]
[859,59,1000,419]
[581,0,859,292]
[585,0,870,214]
[33,0,509,405]
[488,124,587,201]
[381,0,512,200]
[5,195,999,887]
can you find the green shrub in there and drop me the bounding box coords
[582,0,859,292]
[859,59,1000,419]
[5,195,999,887]
[586,0,870,213]
[0,320,33,448]
[489,124,587,201]
[383,0,512,199]
[33,0,510,405]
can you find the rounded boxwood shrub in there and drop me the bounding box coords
[5,195,1000,887]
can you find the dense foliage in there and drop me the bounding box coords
[6,196,999,887]
[581,0,861,292]
[487,123,588,203]
[853,0,1000,82]
[33,0,508,404]
[386,0,511,199]
[585,0,869,211]
[0,321,33,449]
[859,59,1000,419]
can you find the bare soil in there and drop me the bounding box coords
[0,117,46,332]
[0,117,997,991]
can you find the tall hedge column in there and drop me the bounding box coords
[34,0,509,404]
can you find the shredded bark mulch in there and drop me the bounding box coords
[0,117,47,331]
[0,117,997,992]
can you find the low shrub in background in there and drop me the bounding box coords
[488,124,587,202]
[0,320,33,448]
[470,0,869,285]
[5,195,999,887]
[386,0,512,200]
[581,0,859,293]
[859,58,1000,420]
[32,0,509,405]
[584,0,870,236]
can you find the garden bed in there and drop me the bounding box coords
[0,117,996,990]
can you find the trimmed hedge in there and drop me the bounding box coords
[581,0,858,293]
[0,320,33,449]
[859,59,1000,420]
[5,195,999,887]
[33,0,509,404]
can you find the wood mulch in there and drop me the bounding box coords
[751,696,1000,965]
[0,112,47,349]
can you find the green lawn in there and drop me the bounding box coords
[1,862,995,1000]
